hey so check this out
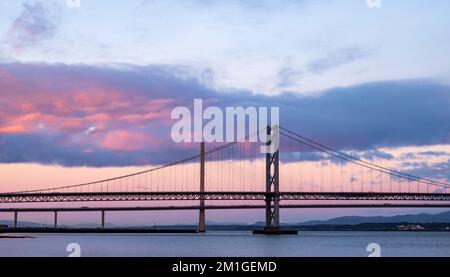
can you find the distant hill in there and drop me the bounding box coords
[300,211,450,226]
[0,220,43,228]
[0,220,116,228]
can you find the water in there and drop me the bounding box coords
[1,231,450,257]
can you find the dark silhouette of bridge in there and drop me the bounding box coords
[1,126,449,233]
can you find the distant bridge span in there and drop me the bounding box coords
[3,203,450,229]
[3,203,450,213]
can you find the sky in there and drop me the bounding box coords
[0,0,450,224]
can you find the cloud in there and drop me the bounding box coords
[276,66,302,89]
[84,126,97,135]
[359,150,394,161]
[399,152,419,160]
[0,62,449,166]
[307,47,373,74]
[402,159,450,183]
[0,50,10,63]
[418,151,450,157]
[5,1,58,51]
[100,130,159,152]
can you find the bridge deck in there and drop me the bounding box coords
[1,191,450,203]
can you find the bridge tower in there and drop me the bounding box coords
[198,142,206,232]
[265,125,280,231]
[254,125,297,235]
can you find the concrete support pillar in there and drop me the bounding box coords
[101,210,105,228]
[13,211,18,228]
[54,211,58,228]
[199,142,206,233]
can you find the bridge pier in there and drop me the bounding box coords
[54,211,58,228]
[13,211,18,228]
[199,142,206,233]
[101,210,105,228]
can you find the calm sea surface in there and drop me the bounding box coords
[1,231,450,257]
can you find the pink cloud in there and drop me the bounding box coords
[0,65,180,153]
[0,69,14,83]
[0,124,27,135]
[100,131,150,151]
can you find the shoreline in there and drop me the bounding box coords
[0,235,34,239]
[1,227,198,234]
[1,228,450,234]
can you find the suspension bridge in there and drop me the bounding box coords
[1,126,449,234]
